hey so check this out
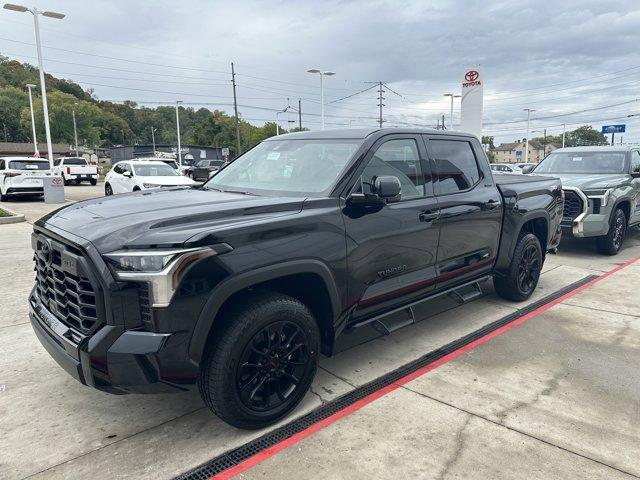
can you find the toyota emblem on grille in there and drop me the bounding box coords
[40,239,53,265]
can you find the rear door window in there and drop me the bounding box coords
[8,160,50,170]
[429,140,481,195]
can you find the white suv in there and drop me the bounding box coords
[0,157,52,201]
[104,160,196,195]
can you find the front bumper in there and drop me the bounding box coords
[561,187,610,238]
[29,288,196,394]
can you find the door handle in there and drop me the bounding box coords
[485,200,501,210]
[419,210,440,223]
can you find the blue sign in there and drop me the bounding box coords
[515,150,523,158]
[602,124,625,133]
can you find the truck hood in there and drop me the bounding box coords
[37,187,304,252]
[553,174,629,190]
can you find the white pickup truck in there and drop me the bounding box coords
[53,157,99,186]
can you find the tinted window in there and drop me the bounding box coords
[8,160,50,170]
[132,164,179,177]
[631,151,640,174]
[63,157,87,165]
[356,139,424,200]
[113,164,123,174]
[430,140,480,194]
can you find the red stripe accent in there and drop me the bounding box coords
[213,257,639,480]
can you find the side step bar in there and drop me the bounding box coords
[352,275,491,335]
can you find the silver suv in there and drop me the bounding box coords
[532,146,640,255]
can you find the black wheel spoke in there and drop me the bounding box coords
[236,320,312,412]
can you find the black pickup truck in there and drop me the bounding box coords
[29,129,562,429]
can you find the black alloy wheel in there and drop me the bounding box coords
[516,243,541,294]
[236,321,311,412]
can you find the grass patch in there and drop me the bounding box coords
[0,208,12,218]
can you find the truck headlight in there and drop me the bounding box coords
[583,188,612,207]
[104,244,232,306]
[142,183,162,189]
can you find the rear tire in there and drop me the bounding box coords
[596,208,626,255]
[63,176,69,186]
[198,292,320,430]
[494,232,543,302]
[90,179,97,186]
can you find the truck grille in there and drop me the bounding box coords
[562,190,584,223]
[32,233,103,334]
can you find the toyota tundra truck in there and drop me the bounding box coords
[29,128,562,429]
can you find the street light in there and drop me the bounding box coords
[4,3,65,169]
[25,83,37,154]
[523,108,535,164]
[72,104,79,156]
[175,100,182,167]
[443,93,461,130]
[307,69,335,130]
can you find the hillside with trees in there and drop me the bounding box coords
[0,56,294,156]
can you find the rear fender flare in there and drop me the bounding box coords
[187,259,341,365]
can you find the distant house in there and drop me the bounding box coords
[493,140,558,164]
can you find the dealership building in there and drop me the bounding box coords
[110,144,226,164]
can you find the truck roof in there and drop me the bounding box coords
[266,128,478,141]
[553,146,633,153]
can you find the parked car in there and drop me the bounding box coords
[104,160,196,195]
[490,163,523,174]
[0,156,51,201]
[531,146,640,255]
[29,128,562,429]
[53,157,99,186]
[190,159,226,181]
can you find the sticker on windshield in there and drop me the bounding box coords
[267,152,281,161]
[283,165,293,178]
[572,157,583,162]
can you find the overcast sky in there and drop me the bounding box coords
[1,0,640,144]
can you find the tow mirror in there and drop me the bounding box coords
[522,165,535,174]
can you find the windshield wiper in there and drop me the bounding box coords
[223,189,257,196]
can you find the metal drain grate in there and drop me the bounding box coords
[176,275,597,480]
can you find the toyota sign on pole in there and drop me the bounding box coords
[460,67,484,139]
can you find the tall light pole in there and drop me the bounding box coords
[523,108,535,163]
[562,123,566,148]
[25,83,38,154]
[443,93,461,130]
[175,100,183,167]
[307,69,335,130]
[151,127,157,154]
[71,105,79,156]
[4,4,65,169]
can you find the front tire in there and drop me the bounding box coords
[494,232,543,301]
[596,208,626,255]
[104,183,113,196]
[198,292,320,430]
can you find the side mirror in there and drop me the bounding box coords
[373,175,401,199]
[123,170,132,178]
[522,165,535,174]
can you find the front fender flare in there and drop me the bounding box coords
[187,259,341,366]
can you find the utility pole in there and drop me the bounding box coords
[231,62,241,156]
[72,106,79,156]
[523,108,535,163]
[26,83,38,154]
[298,98,302,130]
[542,128,547,158]
[377,81,385,128]
[562,123,566,148]
[151,127,156,154]
[442,114,446,130]
[175,100,183,167]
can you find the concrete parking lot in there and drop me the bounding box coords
[1,185,639,480]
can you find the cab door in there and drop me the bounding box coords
[630,150,640,224]
[342,134,440,321]
[424,135,503,290]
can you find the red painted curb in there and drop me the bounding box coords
[214,257,639,479]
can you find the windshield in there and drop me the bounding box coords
[204,139,360,195]
[132,164,179,177]
[535,151,627,174]
[162,160,179,169]
[9,160,50,170]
